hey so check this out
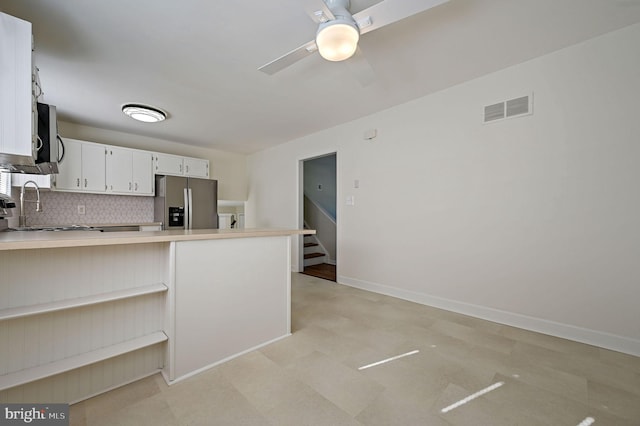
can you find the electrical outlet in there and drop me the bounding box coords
[77,205,85,215]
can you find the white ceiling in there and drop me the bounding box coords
[2,0,640,154]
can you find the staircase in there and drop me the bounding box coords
[303,234,328,267]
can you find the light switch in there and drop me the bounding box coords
[346,196,355,206]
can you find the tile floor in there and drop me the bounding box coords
[70,273,640,425]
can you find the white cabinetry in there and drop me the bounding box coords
[106,146,131,193]
[184,156,209,178]
[132,150,154,194]
[154,153,210,178]
[0,12,36,166]
[13,137,209,195]
[53,138,106,193]
[0,243,168,402]
[106,147,154,195]
[11,173,52,189]
[154,153,184,176]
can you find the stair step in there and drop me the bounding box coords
[304,252,325,259]
[304,242,319,248]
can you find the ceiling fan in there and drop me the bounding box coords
[258,0,449,81]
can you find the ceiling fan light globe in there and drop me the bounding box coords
[316,22,359,62]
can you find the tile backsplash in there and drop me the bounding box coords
[14,189,154,226]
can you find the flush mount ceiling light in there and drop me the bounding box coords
[121,103,167,123]
[315,0,359,62]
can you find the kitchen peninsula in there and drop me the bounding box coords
[0,228,313,404]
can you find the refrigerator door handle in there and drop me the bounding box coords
[188,188,193,230]
[183,187,190,230]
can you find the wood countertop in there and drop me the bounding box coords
[0,228,315,251]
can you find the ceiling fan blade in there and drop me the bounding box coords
[258,40,317,75]
[346,47,376,87]
[302,0,336,23]
[354,0,450,36]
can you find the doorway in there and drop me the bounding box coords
[300,153,337,282]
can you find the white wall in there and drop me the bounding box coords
[304,154,337,219]
[247,24,640,355]
[58,122,248,200]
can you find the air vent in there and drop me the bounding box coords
[484,102,505,122]
[483,94,532,124]
[506,96,530,117]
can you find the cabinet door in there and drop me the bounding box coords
[106,147,133,193]
[184,157,209,178]
[82,143,106,192]
[132,150,154,195]
[54,138,82,190]
[11,173,52,189]
[154,153,183,176]
[0,13,34,159]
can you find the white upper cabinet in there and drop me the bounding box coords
[53,138,83,191]
[106,146,154,195]
[106,146,132,193]
[154,153,184,176]
[82,143,107,192]
[106,147,153,196]
[0,13,36,164]
[132,150,154,195]
[154,153,210,178]
[54,138,106,193]
[183,157,209,178]
[11,173,52,189]
[19,137,208,195]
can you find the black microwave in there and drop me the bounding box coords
[35,102,63,174]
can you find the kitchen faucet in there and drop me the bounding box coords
[19,180,42,227]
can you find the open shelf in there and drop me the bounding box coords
[0,283,168,321]
[0,331,167,391]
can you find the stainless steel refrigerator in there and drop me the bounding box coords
[154,175,218,230]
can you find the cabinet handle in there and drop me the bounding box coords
[76,178,80,188]
[186,165,189,173]
[129,182,132,191]
[135,182,138,191]
[180,164,183,173]
[84,178,88,188]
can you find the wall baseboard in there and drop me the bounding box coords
[338,275,640,357]
[163,333,292,386]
